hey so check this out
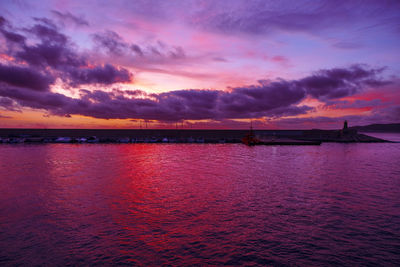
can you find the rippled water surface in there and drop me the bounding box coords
[1,141,400,266]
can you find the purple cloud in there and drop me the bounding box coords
[0,16,133,87]
[0,63,54,91]
[298,65,387,100]
[51,10,89,27]
[0,16,26,45]
[14,20,85,69]
[187,1,400,37]
[0,97,20,111]
[92,30,128,56]
[130,44,144,57]
[16,42,84,68]
[0,13,395,125]
[27,23,67,44]
[0,29,25,44]
[0,64,388,122]
[219,79,306,118]
[264,105,314,117]
[67,64,133,85]
[155,89,220,121]
[92,30,186,62]
[0,84,73,114]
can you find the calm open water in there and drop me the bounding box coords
[1,140,400,266]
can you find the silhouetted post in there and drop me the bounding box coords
[341,120,349,137]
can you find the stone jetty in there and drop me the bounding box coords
[0,126,390,145]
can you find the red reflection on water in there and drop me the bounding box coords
[106,144,243,264]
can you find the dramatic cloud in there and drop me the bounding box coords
[298,65,388,100]
[28,22,68,44]
[0,16,133,88]
[0,15,390,122]
[67,64,133,85]
[219,80,306,118]
[16,42,84,68]
[0,64,389,122]
[0,63,54,91]
[0,29,25,44]
[155,89,220,121]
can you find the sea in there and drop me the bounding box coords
[1,133,399,266]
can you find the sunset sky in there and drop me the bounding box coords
[0,0,399,129]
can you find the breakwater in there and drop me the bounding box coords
[0,128,389,144]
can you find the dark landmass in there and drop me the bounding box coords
[349,123,400,133]
[0,127,391,144]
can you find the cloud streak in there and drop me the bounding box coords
[51,10,89,27]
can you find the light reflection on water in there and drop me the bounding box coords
[0,143,400,265]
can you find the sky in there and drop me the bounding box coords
[0,0,399,129]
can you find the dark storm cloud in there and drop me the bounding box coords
[0,84,72,112]
[28,23,68,44]
[0,16,25,44]
[264,105,314,117]
[17,42,84,68]
[0,16,133,86]
[155,89,220,121]
[67,64,133,85]
[51,10,89,27]
[0,29,25,43]
[0,63,54,91]
[298,65,387,100]
[15,21,85,68]
[219,79,306,118]
[0,63,388,122]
